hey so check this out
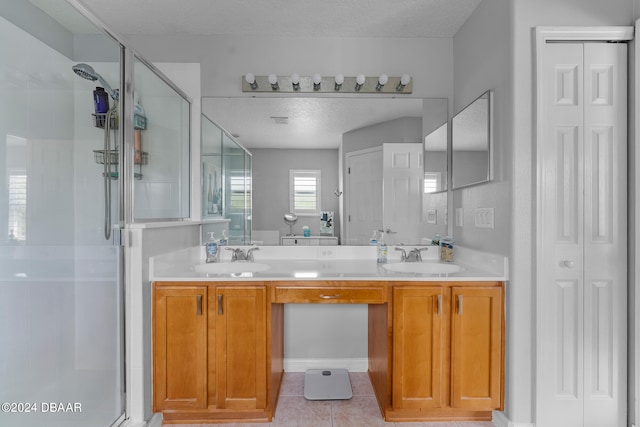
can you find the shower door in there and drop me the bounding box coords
[0,3,125,427]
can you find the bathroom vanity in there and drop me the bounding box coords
[150,246,506,424]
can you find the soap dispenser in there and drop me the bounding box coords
[377,232,387,264]
[205,232,219,263]
[219,229,228,246]
[369,230,379,246]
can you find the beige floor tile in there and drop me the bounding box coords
[279,372,305,396]
[331,395,387,427]
[348,372,375,396]
[273,395,332,427]
[455,422,495,427]
[395,422,458,427]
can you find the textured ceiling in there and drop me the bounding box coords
[30,0,478,150]
[62,0,481,38]
[202,97,427,149]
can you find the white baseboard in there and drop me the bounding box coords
[284,358,368,372]
[143,413,162,427]
[493,410,535,427]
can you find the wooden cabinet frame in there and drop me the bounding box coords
[153,280,503,424]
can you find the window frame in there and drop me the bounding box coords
[289,169,321,216]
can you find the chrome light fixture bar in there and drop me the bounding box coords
[242,74,412,94]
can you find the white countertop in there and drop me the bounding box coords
[149,245,508,282]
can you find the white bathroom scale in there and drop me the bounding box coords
[303,368,353,400]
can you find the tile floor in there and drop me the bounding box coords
[163,372,496,427]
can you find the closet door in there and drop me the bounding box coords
[538,42,627,427]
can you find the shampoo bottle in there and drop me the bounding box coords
[93,87,109,114]
[205,232,219,263]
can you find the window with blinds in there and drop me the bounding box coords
[8,174,27,242]
[289,170,321,216]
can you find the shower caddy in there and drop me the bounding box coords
[92,111,148,180]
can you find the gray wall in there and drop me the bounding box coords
[252,148,340,239]
[0,0,74,58]
[454,0,637,425]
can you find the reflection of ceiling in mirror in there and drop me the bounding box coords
[202,98,424,149]
[424,122,447,152]
[453,98,488,151]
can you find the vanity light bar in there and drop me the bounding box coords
[242,74,412,94]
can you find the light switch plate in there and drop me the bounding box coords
[426,209,437,224]
[475,207,495,228]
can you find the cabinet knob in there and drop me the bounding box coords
[196,295,202,316]
[437,294,442,316]
[457,295,463,315]
[560,260,575,268]
[217,294,223,315]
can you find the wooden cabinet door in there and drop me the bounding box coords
[450,286,503,410]
[153,285,207,411]
[215,285,267,410]
[392,286,446,409]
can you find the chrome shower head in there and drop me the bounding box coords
[72,63,119,101]
[72,63,98,81]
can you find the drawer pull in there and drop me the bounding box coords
[196,295,202,316]
[457,295,463,315]
[319,294,340,299]
[217,294,223,315]
[437,294,442,316]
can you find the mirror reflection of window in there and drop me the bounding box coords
[290,170,321,216]
[423,172,441,194]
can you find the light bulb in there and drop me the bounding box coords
[355,74,366,91]
[268,73,279,90]
[334,74,344,91]
[291,73,300,90]
[396,74,411,91]
[376,74,388,91]
[245,73,257,89]
[313,73,322,91]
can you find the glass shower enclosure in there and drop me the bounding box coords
[0,1,124,426]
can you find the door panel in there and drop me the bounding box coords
[382,143,423,244]
[392,287,445,409]
[538,41,627,427]
[346,148,383,244]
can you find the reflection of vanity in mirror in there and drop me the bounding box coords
[201,97,448,245]
[452,90,493,189]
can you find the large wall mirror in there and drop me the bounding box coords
[202,97,447,245]
[451,90,493,189]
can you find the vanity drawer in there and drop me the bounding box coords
[273,286,386,304]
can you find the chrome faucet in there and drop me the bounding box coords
[226,246,259,262]
[395,247,429,262]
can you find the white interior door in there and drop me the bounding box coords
[382,143,423,245]
[345,147,383,244]
[537,40,627,427]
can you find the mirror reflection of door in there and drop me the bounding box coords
[382,143,423,245]
[345,147,383,244]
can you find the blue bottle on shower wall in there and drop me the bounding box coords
[93,87,109,113]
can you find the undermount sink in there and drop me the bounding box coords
[194,262,271,275]
[382,262,464,275]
